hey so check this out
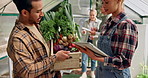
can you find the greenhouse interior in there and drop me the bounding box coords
[0,0,148,78]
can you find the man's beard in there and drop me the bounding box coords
[28,18,39,25]
[28,15,42,25]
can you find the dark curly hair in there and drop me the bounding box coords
[13,0,41,13]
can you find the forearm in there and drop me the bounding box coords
[13,53,56,78]
[94,57,105,62]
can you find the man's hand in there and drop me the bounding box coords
[55,50,70,61]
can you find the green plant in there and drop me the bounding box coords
[40,1,79,41]
[40,1,80,53]
[137,74,148,78]
[137,64,148,78]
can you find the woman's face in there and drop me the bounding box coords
[102,0,119,15]
[89,11,97,21]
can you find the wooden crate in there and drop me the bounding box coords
[53,52,81,70]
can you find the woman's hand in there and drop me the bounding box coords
[75,45,97,60]
[89,36,94,40]
[75,45,105,62]
[89,31,96,35]
[82,30,86,34]
[91,27,98,31]
[89,27,97,35]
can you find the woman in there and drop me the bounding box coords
[80,9,101,78]
[76,0,138,78]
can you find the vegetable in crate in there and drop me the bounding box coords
[40,1,79,53]
[54,34,78,52]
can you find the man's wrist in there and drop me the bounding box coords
[53,54,57,59]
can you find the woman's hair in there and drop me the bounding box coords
[121,0,124,10]
[121,0,124,4]
[13,0,41,13]
[90,9,97,14]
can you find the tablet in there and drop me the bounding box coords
[74,42,108,57]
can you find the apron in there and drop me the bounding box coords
[96,16,131,78]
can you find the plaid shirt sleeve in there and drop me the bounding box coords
[104,19,138,69]
[9,37,56,78]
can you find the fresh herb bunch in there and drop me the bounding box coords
[54,8,73,36]
[40,20,56,41]
[40,1,79,41]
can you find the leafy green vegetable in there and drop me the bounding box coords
[40,1,80,42]
[40,20,56,41]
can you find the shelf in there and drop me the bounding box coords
[0,52,8,60]
[0,13,19,16]
[0,44,8,60]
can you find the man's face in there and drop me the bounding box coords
[28,0,44,24]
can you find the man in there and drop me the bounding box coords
[7,0,70,78]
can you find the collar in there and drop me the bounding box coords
[109,12,126,24]
[15,19,40,30]
[15,19,27,30]
[86,18,100,23]
[15,19,42,42]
